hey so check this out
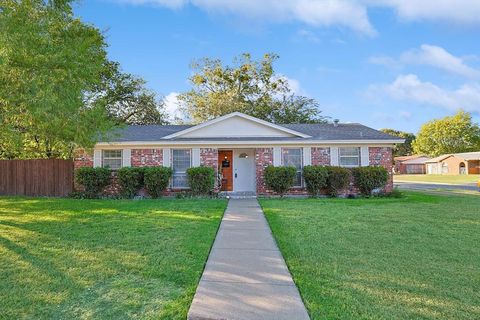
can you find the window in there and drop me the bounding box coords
[282,148,303,187]
[442,162,448,174]
[102,150,122,169]
[172,149,191,188]
[339,147,360,167]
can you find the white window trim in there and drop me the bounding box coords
[281,147,303,188]
[338,147,361,168]
[102,150,123,170]
[171,148,192,189]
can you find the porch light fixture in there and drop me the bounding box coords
[239,153,248,159]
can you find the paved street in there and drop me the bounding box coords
[395,181,479,194]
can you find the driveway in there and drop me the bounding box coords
[395,181,479,194]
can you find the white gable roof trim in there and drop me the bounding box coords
[162,112,312,139]
[96,139,404,147]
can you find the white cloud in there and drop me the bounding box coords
[114,0,376,35]
[163,92,186,122]
[399,110,412,120]
[372,0,480,25]
[114,0,480,35]
[285,76,303,95]
[116,0,186,9]
[275,75,306,96]
[368,74,480,113]
[297,29,321,43]
[369,44,480,78]
[401,44,480,78]
[368,55,401,69]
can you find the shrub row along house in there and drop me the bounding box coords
[74,112,403,196]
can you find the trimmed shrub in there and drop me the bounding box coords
[117,167,144,198]
[186,166,215,195]
[326,166,350,197]
[74,167,111,198]
[352,166,388,196]
[264,165,297,196]
[303,165,329,196]
[143,166,172,198]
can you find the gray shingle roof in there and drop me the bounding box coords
[103,123,400,142]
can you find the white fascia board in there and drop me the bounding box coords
[161,112,311,139]
[95,139,404,148]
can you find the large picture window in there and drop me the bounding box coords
[172,149,191,188]
[282,148,303,187]
[102,150,123,169]
[339,147,360,167]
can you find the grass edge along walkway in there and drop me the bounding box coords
[260,192,480,320]
[0,197,227,319]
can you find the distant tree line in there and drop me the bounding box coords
[381,111,480,157]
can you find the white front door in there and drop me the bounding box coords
[233,149,255,192]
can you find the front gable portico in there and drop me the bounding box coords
[162,112,311,139]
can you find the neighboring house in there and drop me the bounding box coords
[394,155,430,174]
[74,112,403,195]
[425,152,480,175]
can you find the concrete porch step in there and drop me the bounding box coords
[219,191,257,199]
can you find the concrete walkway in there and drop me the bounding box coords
[188,199,310,320]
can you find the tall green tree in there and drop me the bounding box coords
[0,0,114,159]
[0,1,167,159]
[89,62,169,125]
[380,129,416,156]
[178,53,325,124]
[412,111,480,157]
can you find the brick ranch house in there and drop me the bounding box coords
[74,112,403,196]
[425,152,480,175]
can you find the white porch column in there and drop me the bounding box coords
[273,147,281,166]
[122,148,131,167]
[303,147,311,166]
[163,148,171,167]
[360,146,369,166]
[93,149,102,167]
[192,148,201,167]
[330,147,339,166]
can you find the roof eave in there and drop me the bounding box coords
[95,138,404,146]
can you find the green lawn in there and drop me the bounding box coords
[0,197,226,319]
[260,193,480,320]
[394,174,480,184]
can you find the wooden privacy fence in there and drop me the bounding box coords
[0,159,73,197]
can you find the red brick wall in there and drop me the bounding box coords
[369,147,393,192]
[200,148,218,171]
[74,150,93,169]
[131,149,162,167]
[255,148,273,194]
[73,146,394,196]
[200,148,219,191]
[311,147,330,166]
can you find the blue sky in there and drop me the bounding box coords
[74,0,480,133]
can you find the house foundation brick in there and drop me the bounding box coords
[311,147,330,166]
[131,149,163,167]
[369,147,393,192]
